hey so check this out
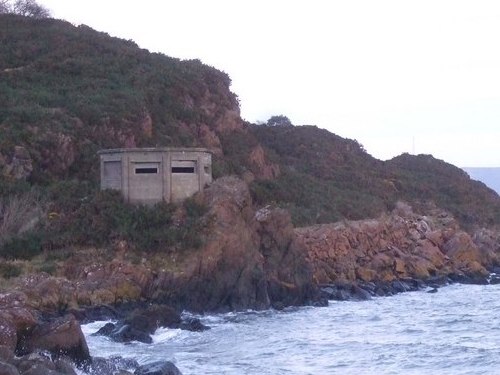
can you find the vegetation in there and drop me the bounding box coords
[249,122,500,229]
[0,14,499,266]
[0,0,50,18]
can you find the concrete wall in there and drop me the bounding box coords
[98,148,212,205]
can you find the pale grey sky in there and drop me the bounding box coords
[38,0,500,167]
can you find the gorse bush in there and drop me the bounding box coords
[0,231,43,260]
[0,262,22,279]
[45,190,206,252]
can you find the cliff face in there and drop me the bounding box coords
[297,202,498,286]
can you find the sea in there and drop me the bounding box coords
[82,283,500,375]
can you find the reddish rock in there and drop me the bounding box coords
[0,292,38,352]
[297,204,497,285]
[17,315,90,365]
[248,145,280,180]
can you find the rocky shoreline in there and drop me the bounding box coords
[2,273,500,374]
[2,179,500,374]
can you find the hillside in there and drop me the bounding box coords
[249,124,500,228]
[1,13,500,260]
[463,168,500,195]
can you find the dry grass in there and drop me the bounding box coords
[0,190,46,246]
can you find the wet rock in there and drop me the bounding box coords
[0,361,20,375]
[0,345,14,363]
[53,358,78,375]
[16,315,90,366]
[427,288,438,293]
[93,305,210,343]
[134,361,182,375]
[488,275,500,285]
[448,273,489,285]
[68,305,120,324]
[351,285,372,301]
[92,322,116,336]
[123,305,180,335]
[86,356,139,375]
[109,324,152,344]
[391,280,412,294]
[0,292,38,352]
[176,317,210,332]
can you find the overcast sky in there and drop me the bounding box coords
[38,0,500,167]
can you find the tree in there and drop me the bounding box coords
[0,0,50,18]
[266,115,293,127]
[0,0,10,13]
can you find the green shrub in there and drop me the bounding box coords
[0,231,43,260]
[45,190,205,252]
[0,263,22,279]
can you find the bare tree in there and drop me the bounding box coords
[0,0,11,14]
[12,0,50,18]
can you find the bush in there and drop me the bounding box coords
[0,262,22,279]
[0,231,43,260]
[45,190,205,252]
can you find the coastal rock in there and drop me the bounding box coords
[92,304,209,344]
[0,292,38,351]
[149,176,319,311]
[0,361,20,375]
[134,361,182,375]
[297,204,497,292]
[16,314,90,366]
[86,356,136,375]
[256,207,320,307]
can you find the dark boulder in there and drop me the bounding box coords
[123,305,181,335]
[351,285,372,301]
[109,325,152,344]
[16,315,90,366]
[68,305,120,324]
[93,305,210,344]
[134,361,182,375]
[0,361,20,375]
[92,322,116,336]
[53,358,78,375]
[0,345,14,363]
[175,317,210,332]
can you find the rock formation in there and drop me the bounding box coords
[297,202,498,287]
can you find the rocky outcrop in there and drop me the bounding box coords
[256,206,320,308]
[0,292,87,374]
[149,176,319,311]
[16,314,90,366]
[297,202,498,287]
[247,145,280,180]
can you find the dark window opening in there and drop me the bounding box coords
[172,167,195,174]
[136,167,158,174]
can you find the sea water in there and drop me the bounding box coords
[82,284,500,374]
